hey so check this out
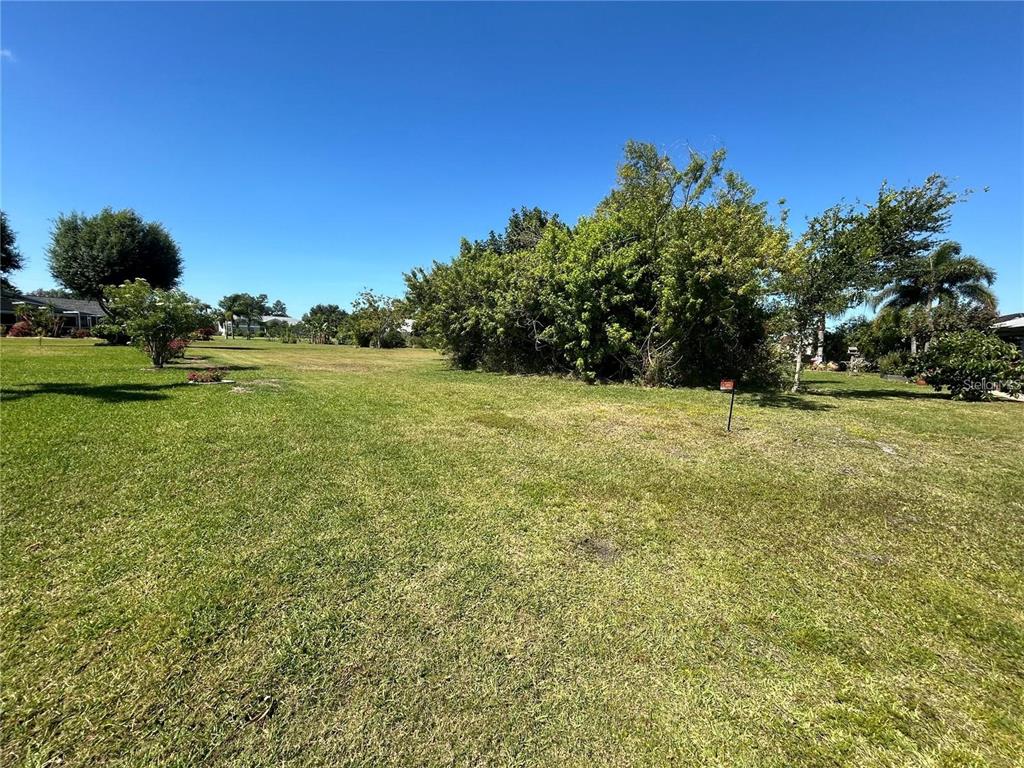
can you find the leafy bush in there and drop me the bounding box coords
[91,323,130,345]
[194,327,215,341]
[187,368,224,383]
[70,329,92,339]
[847,357,871,374]
[915,330,1024,400]
[14,305,64,337]
[7,320,33,337]
[876,351,910,376]
[103,279,201,367]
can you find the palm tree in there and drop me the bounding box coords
[871,242,996,353]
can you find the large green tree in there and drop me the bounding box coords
[1,211,25,292]
[871,241,996,353]
[302,303,348,344]
[47,208,182,312]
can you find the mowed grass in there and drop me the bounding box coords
[1,338,1021,767]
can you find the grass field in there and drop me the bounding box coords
[1,338,1021,767]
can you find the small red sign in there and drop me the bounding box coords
[720,379,735,392]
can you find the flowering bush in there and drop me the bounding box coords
[103,280,201,367]
[187,368,225,383]
[168,338,189,358]
[7,321,34,337]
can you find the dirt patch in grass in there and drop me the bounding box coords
[575,535,621,564]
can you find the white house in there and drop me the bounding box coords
[219,315,302,337]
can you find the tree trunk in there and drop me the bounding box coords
[792,339,804,393]
[910,335,918,356]
[814,314,826,364]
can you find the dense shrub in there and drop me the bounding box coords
[915,330,1023,400]
[876,351,910,376]
[406,144,788,387]
[187,368,224,383]
[194,327,215,341]
[7,320,33,337]
[91,323,130,345]
[70,329,92,339]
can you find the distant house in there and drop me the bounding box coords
[218,315,302,337]
[0,290,106,332]
[992,313,1024,352]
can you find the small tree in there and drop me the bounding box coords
[104,279,200,367]
[348,290,406,348]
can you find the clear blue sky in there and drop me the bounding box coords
[2,1,1022,317]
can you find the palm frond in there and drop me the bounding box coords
[870,281,925,310]
[955,281,998,310]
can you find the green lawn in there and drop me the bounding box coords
[1,338,1021,767]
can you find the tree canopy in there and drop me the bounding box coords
[1,211,25,292]
[405,141,996,389]
[47,208,182,309]
[302,303,348,344]
[406,142,789,385]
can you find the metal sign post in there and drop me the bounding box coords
[720,379,736,431]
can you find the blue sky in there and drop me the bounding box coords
[2,1,1022,317]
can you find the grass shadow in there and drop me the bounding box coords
[172,360,261,372]
[0,382,188,403]
[747,391,835,411]
[173,354,261,372]
[805,387,947,401]
[193,344,266,350]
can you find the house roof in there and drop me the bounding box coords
[1,291,104,318]
[43,297,105,317]
[992,314,1024,332]
[261,315,301,325]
